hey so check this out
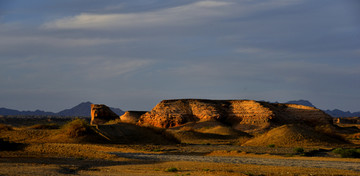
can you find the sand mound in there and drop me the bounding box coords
[243,124,346,147]
[93,123,177,145]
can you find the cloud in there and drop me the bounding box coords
[1,0,360,112]
[42,0,305,30]
[42,0,233,30]
[76,57,154,80]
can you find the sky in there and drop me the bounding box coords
[0,0,359,112]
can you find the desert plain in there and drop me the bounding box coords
[1,99,360,176]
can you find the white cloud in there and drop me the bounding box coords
[42,0,234,30]
[235,47,266,54]
[40,0,305,31]
[0,35,131,48]
[81,57,153,80]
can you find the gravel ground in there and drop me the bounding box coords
[112,152,360,171]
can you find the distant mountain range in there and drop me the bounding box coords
[0,100,358,118]
[284,100,360,117]
[0,102,124,117]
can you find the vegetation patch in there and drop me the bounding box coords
[293,147,305,154]
[0,123,13,131]
[61,118,94,138]
[267,144,275,148]
[0,138,25,151]
[164,167,178,172]
[28,123,59,129]
[332,148,360,158]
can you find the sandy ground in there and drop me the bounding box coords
[1,157,360,176]
[1,143,360,176]
[1,119,360,176]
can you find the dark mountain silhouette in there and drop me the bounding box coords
[0,108,55,116]
[57,101,93,117]
[324,109,360,118]
[57,101,124,117]
[0,101,124,117]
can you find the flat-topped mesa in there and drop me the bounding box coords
[136,99,334,133]
[120,111,147,124]
[136,99,275,131]
[90,104,119,125]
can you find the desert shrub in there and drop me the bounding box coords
[0,138,25,151]
[164,167,178,172]
[29,123,59,129]
[267,144,275,148]
[0,123,13,131]
[180,126,195,132]
[61,118,93,138]
[104,118,122,125]
[294,147,305,154]
[332,148,360,158]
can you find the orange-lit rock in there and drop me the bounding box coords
[90,104,119,125]
[137,99,333,133]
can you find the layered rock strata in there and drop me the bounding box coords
[137,99,333,133]
[91,104,119,125]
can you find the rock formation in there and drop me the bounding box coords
[90,104,119,125]
[120,111,147,124]
[137,99,333,133]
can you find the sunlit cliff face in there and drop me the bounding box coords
[136,99,333,134]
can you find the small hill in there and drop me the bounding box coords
[165,120,251,145]
[93,124,176,144]
[243,124,346,147]
[285,100,316,108]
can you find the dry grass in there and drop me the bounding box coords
[1,120,360,175]
[1,159,359,176]
[0,123,13,131]
[28,123,59,129]
[60,118,93,138]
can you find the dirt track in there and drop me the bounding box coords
[112,152,360,171]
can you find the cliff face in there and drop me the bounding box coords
[137,99,333,133]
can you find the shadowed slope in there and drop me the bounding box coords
[243,124,347,147]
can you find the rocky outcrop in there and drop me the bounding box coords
[334,117,360,124]
[120,111,147,124]
[137,99,333,133]
[90,104,119,125]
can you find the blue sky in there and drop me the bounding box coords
[0,0,359,112]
